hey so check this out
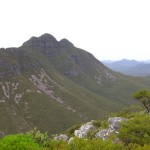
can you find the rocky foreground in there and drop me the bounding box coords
[0,109,150,149]
[54,117,128,142]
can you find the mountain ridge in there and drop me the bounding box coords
[102,59,150,76]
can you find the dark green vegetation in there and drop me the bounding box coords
[133,90,150,113]
[0,106,149,150]
[0,33,150,138]
[118,113,150,146]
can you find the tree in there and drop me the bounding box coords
[133,90,150,114]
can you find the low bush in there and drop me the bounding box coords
[0,134,39,150]
[118,113,150,146]
[26,127,49,147]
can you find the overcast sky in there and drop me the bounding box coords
[0,0,150,60]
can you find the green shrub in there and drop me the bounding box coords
[110,105,143,119]
[26,127,49,147]
[92,120,101,128]
[126,143,150,150]
[0,134,39,150]
[46,139,69,150]
[133,90,150,114]
[118,113,150,146]
[136,144,150,150]
[86,130,98,139]
[45,138,125,150]
[64,124,81,137]
[68,138,125,150]
[101,120,109,129]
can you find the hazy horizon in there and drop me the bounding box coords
[101,58,150,61]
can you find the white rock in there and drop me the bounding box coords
[74,121,96,138]
[26,89,32,93]
[95,129,113,140]
[108,117,128,130]
[14,94,23,104]
[54,134,68,141]
[68,137,74,144]
[95,117,128,140]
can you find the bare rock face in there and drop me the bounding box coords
[108,117,128,130]
[95,117,128,140]
[54,134,68,141]
[54,117,128,142]
[74,121,96,138]
[54,121,96,141]
[95,129,114,140]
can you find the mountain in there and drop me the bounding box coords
[142,60,150,63]
[126,63,150,76]
[0,34,150,138]
[102,59,150,76]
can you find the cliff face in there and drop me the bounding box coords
[0,33,149,138]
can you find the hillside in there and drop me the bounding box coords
[102,59,150,76]
[0,33,150,138]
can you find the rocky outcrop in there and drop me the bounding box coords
[54,117,128,142]
[29,70,64,104]
[74,121,96,138]
[95,129,113,140]
[14,94,23,104]
[54,134,68,141]
[108,117,128,131]
[0,81,27,105]
[95,117,128,140]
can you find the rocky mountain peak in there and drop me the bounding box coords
[23,33,58,49]
[39,33,57,43]
[59,38,74,48]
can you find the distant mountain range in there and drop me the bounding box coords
[102,59,150,76]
